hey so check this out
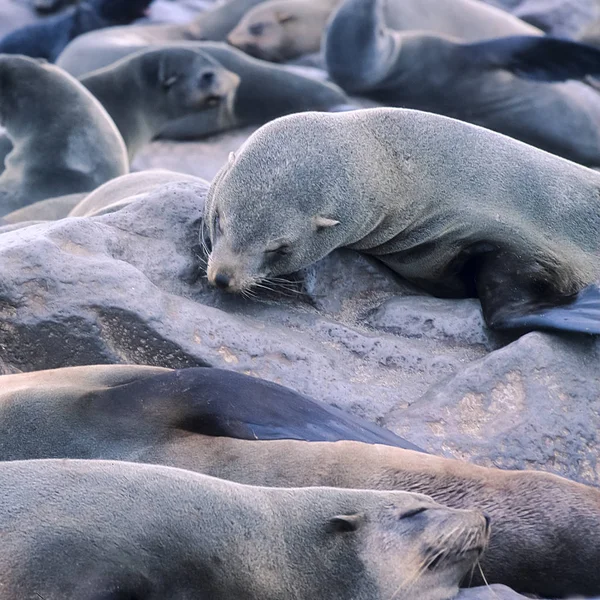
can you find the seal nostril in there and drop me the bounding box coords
[214,272,231,289]
[483,514,491,531]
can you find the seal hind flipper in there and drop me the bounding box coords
[463,35,600,82]
[94,367,423,451]
[492,284,600,334]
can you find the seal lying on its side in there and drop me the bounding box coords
[0,0,153,61]
[1,364,599,597]
[0,55,128,217]
[58,42,351,140]
[79,47,240,160]
[0,459,489,600]
[205,108,600,335]
[325,0,600,166]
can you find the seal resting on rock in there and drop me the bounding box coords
[0,0,154,62]
[0,54,128,217]
[0,458,489,600]
[325,0,600,165]
[1,364,599,597]
[205,108,600,335]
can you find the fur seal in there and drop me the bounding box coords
[0,364,598,597]
[0,458,488,600]
[0,0,153,62]
[57,42,351,140]
[0,55,128,217]
[205,108,600,335]
[79,47,240,160]
[227,0,540,64]
[324,0,600,165]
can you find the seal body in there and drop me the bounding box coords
[79,47,241,160]
[0,55,128,216]
[58,42,350,140]
[205,108,600,334]
[0,364,599,597]
[324,0,600,166]
[0,0,153,61]
[0,458,488,600]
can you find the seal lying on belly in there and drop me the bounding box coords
[0,364,598,597]
[205,108,600,335]
[0,459,489,600]
[57,42,351,141]
[0,54,128,216]
[325,0,600,166]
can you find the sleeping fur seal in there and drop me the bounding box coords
[1,364,599,597]
[58,42,351,141]
[227,0,539,63]
[205,108,600,335]
[0,0,153,62]
[0,55,128,216]
[325,0,600,165]
[79,47,240,160]
[0,458,488,600]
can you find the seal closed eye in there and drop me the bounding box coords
[205,107,600,335]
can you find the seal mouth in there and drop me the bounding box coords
[206,95,223,107]
[426,546,485,571]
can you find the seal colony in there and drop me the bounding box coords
[0,459,489,600]
[206,108,600,334]
[1,364,599,597]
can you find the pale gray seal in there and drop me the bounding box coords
[0,458,489,600]
[205,108,600,334]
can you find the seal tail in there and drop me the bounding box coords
[463,35,600,82]
[494,284,600,334]
[324,0,397,92]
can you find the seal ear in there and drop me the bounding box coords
[313,216,340,230]
[275,11,295,24]
[328,513,364,533]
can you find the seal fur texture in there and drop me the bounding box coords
[0,364,599,597]
[0,54,128,217]
[79,47,241,160]
[205,108,600,334]
[0,458,489,600]
[324,0,600,166]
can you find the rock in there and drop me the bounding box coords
[0,172,598,490]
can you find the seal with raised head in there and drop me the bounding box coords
[0,458,489,600]
[0,0,153,61]
[0,54,128,216]
[205,108,600,335]
[79,47,240,160]
[1,364,599,597]
[325,0,600,165]
[57,42,352,140]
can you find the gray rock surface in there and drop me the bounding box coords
[0,175,598,492]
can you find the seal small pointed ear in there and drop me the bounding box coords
[313,216,340,230]
[328,513,365,533]
[228,151,236,165]
[275,11,295,24]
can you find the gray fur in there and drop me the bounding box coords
[57,42,350,140]
[0,55,128,217]
[79,47,240,161]
[205,108,600,326]
[0,364,598,596]
[0,458,487,600]
[324,0,600,166]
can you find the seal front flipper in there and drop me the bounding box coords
[461,35,600,82]
[95,367,423,451]
[491,284,600,334]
